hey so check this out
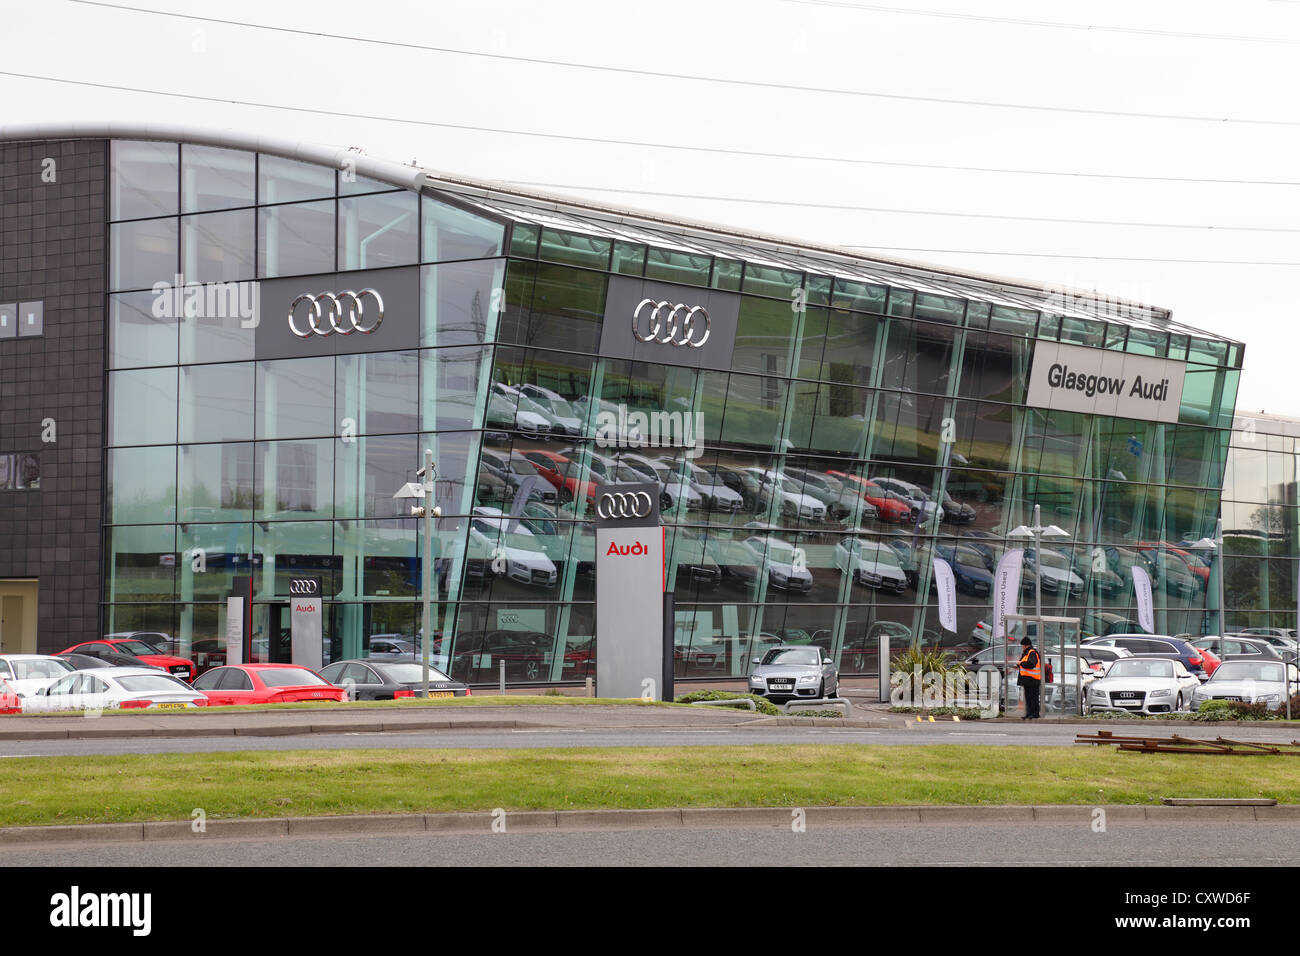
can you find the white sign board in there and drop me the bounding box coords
[1026,341,1186,424]
[290,597,323,671]
[224,596,244,666]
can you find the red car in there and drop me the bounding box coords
[827,472,914,522]
[1193,644,1222,678]
[60,639,196,682]
[190,663,347,706]
[521,450,603,505]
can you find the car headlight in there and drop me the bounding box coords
[1149,688,1173,697]
[798,674,819,683]
[1260,694,1280,703]
[1088,688,1107,700]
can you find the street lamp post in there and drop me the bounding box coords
[394,449,440,698]
[1009,504,1071,712]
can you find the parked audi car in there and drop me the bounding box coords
[1084,657,1200,714]
[320,659,469,699]
[832,537,908,593]
[747,644,839,702]
[25,667,209,713]
[60,638,196,682]
[1190,659,1299,709]
[743,533,814,593]
[0,654,75,699]
[190,664,347,705]
[449,630,555,682]
[1082,633,1208,678]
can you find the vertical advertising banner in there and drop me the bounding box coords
[932,557,957,633]
[1132,566,1155,634]
[992,549,1025,642]
[288,576,323,671]
[595,483,664,700]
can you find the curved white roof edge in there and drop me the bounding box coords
[0,121,427,193]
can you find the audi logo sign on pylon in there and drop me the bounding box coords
[632,298,710,348]
[596,491,654,520]
[288,289,384,338]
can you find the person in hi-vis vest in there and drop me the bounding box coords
[1017,636,1042,720]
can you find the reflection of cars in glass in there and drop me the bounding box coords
[449,630,554,682]
[933,488,976,524]
[679,527,758,588]
[742,534,813,592]
[321,659,469,699]
[746,469,825,522]
[1195,635,1284,664]
[747,645,838,702]
[934,544,993,597]
[705,466,762,513]
[1021,548,1084,597]
[1084,658,1199,715]
[833,537,907,593]
[870,476,944,523]
[468,513,558,588]
[783,468,877,522]
[665,458,743,513]
[828,472,914,523]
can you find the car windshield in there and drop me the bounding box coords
[1215,662,1285,682]
[765,540,796,562]
[1035,551,1070,570]
[1108,660,1174,679]
[956,551,985,570]
[377,663,453,683]
[257,668,329,687]
[856,542,901,568]
[113,640,157,656]
[117,674,195,693]
[10,658,74,680]
[761,648,820,666]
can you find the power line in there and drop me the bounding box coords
[785,0,1300,44]
[62,0,1300,127]
[844,245,1300,266]
[3,68,1299,191]
[504,179,1300,234]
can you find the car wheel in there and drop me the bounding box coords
[559,487,573,505]
[818,680,826,700]
[524,660,540,681]
[660,491,672,511]
[1175,692,1184,712]
[852,653,866,672]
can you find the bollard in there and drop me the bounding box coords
[499,659,505,696]
[585,676,594,698]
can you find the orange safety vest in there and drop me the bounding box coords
[1018,647,1041,681]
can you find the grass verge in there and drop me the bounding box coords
[1,745,1292,828]
[12,695,679,717]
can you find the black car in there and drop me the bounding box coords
[320,659,469,699]
[1081,634,1209,678]
[58,651,162,671]
[448,630,555,682]
[1194,635,1286,664]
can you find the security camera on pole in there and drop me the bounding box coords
[393,449,441,699]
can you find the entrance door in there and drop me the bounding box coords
[270,603,292,663]
[0,580,38,654]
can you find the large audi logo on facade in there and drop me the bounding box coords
[596,491,654,520]
[632,298,710,348]
[288,289,384,338]
[288,579,318,595]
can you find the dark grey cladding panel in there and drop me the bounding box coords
[255,266,420,360]
[599,276,739,371]
[593,482,662,530]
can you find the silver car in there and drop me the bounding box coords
[1191,659,1299,709]
[747,645,838,702]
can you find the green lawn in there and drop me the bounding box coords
[1,745,1292,828]
[13,695,678,717]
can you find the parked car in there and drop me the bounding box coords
[1082,634,1209,678]
[1190,659,1299,709]
[468,512,558,588]
[190,664,347,705]
[782,467,877,522]
[745,469,825,522]
[25,667,209,713]
[747,644,839,702]
[827,472,914,523]
[1084,657,1200,715]
[0,654,76,699]
[664,458,744,513]
[870,476,944,523]
[832,537,908,593]
[320,659,469,699]
[742,534,814,593]
[934,544,993,597]
[60,638,196,682]
[1021,548,1084,597]
[1194,635,1284,663]
[448,630,555,682]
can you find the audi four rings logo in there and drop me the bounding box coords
[597,491,654,519]
[632,298,711,348]
[288,289,384,338]
[288,580,317,595]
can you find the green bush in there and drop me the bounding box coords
[674,690,781,716]
[1194,699,1277,721]
[890,705,985,719]
[891,644,967,679]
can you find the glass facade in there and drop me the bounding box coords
[103,139,1248,685]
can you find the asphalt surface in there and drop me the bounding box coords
[5,719,1300,756]
[1,820,1295,866]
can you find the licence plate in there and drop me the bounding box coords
[156,702,187,710]
[430,692,454,699]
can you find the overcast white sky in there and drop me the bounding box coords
[4,0,1298,415]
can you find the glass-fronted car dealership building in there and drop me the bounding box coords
[0,124,1264,682]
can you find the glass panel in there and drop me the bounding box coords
[181,209,255,283]
[339,191,418,271]
[831,278,887,314]
[109,291,178,369]
[258,200,335,278]
[105,525,176,603]
[177,281,257,364]
[256,357,335,439]
[886,289,914,317]
[804,274,831,308]
[176,521,254,600]
[913,294,964,324]
[719,372,786,451]
[879,319,956,396]
[958,331,1031,405]
[336,351,420,435]
[253,520,338,601]
[420,258,506,348]
[422,345,488,432]
[335,433,418,519]
[742,264,802,299]
[732,296,796,377]
[178,443,255,523]
[1126,328,1168,358]
[109,367,177,446]
[611,241,645,276]
[421,194,504,263]
[795,307,827,381]
[258,154,335,204]
[989,305,1037,335]
[712,259,742,292]
[110,217,178,292]
[965,301,991,329]
[645,247,710,286]
[496,262,605,354]
[255,439,334,521]
[181,145,255,213]
[107,446,177,524]
[538,229,610,270]
[339,173,396,196]
[111,140,178,220]
[179,363,255,443]
[818,310,880,388]
[509,223,539,258]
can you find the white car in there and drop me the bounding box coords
[515,383,585,436]
[24,667,208,713]
[486,391,551,438]
[1023,548,1085,597]
[615,453,704,511]
[664,458,744,513]
[1191,659,1299,709]
[745,469,825,522]
[0,654,76,700]
[832,537,908,593]
[468,514,558,588]
[742,535,813,593]
[1084,657,1200,715]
